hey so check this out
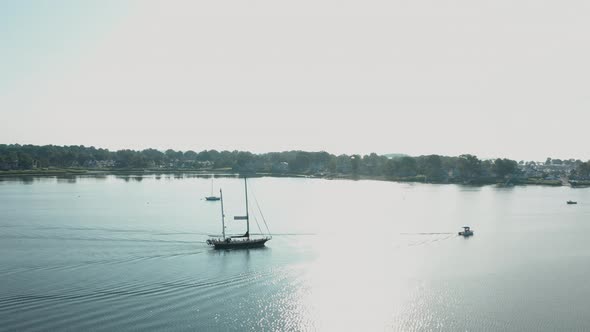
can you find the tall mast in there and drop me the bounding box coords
[244,178,249,239]
[220,189,225,240]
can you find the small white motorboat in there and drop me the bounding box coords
[459,226,474,237]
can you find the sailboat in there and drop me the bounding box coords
[206,178,271,249]
[205,178,220,201]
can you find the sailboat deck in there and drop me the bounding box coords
[207,237,271,249]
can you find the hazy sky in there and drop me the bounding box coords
[1,1,589,161]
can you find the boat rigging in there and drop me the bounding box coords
[206,178,272,249]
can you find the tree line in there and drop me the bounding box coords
[1,144,589,182]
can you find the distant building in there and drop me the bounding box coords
[197,161,213,169]
[272,162,289,173]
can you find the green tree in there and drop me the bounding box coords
[392,156,417,177]
[235,151,255,171]
[184,150,198,161]
[328,157,337,173]
[575,161,590,178]
[492,158,518,178]
[289,152,311,173]
[351,155,361,175]
[17,152,34,169]
[457,154,481,179]
[165,149,183,162]
[418,155,444,180]
[142,149,165,166]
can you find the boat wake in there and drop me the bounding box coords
[401,233,458,248]
[0,265,285,331]
[399,232,454,235]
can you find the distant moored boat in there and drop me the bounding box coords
[459,226,474,237]
[205,177,220,201]
[567,200,577,205]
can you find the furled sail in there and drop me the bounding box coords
[234,216,248,220]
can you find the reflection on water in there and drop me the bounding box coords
[1,176,590,331]
[57,176,77,184]
[0,172,246,185]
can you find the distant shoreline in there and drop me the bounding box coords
[3,144,590,188]
[2,168,588,187]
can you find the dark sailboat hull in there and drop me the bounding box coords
[211,238,269,249]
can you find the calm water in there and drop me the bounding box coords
[1,175,590,331]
